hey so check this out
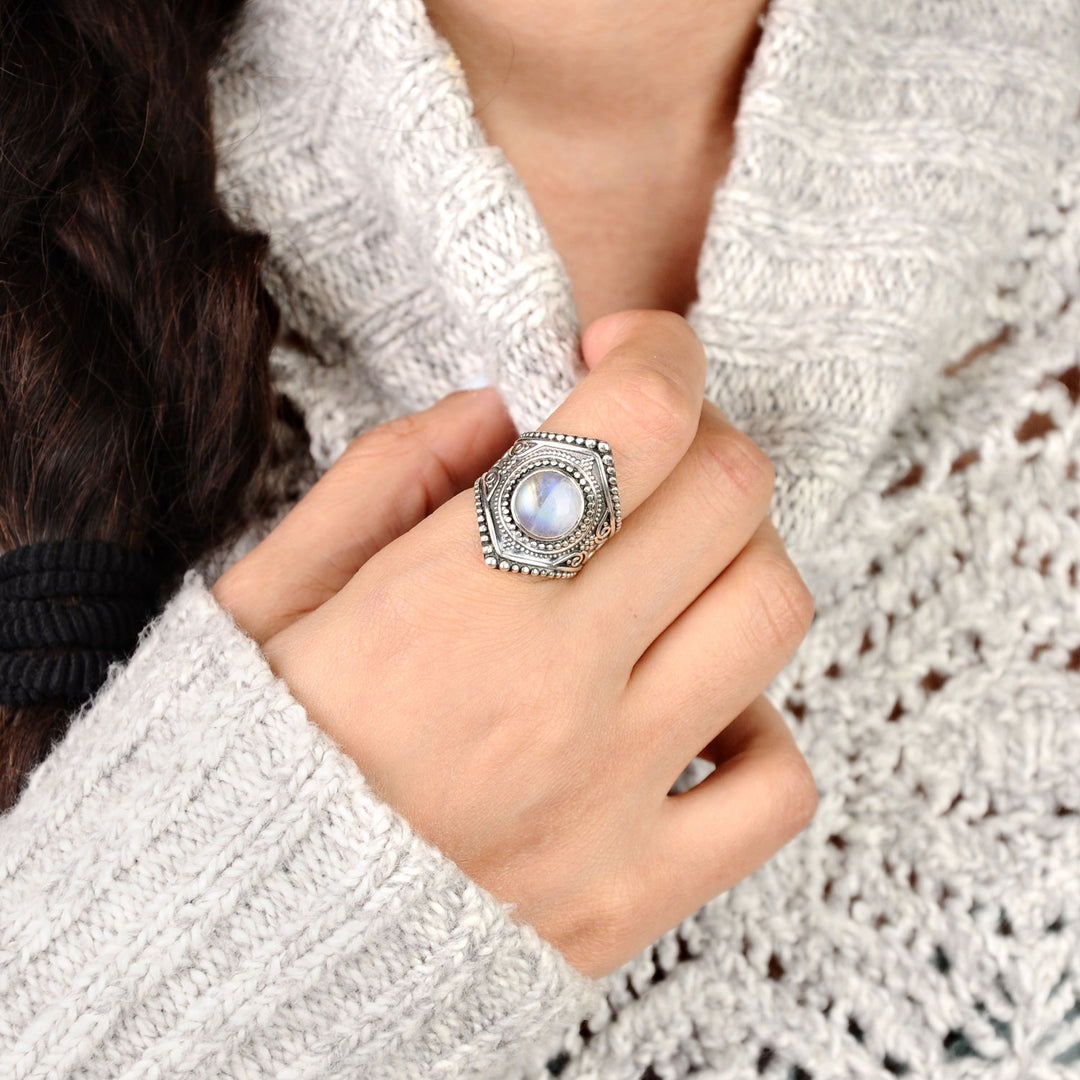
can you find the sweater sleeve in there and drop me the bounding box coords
[0,569,603,1080]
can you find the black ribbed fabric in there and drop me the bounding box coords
[0,540,163,707]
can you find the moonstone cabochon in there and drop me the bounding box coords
[474,430,622,578]
[510,468,585,540]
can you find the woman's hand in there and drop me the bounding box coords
[212,386,519,645]
[218,310,818,979]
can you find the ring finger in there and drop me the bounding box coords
[386,310,707,602]
[624,516,815,789]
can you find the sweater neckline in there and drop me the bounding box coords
[213,0,1080,564]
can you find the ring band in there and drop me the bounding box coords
[474,430,622,578]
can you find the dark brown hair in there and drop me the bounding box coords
[0,0,291,809]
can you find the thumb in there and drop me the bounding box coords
[213,387,517,644]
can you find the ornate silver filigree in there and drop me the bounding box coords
[474,430,622,578]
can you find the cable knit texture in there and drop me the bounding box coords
[0,572,602,1079]
[3,0,1080,1077]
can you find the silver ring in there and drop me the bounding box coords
[474,430,622,578]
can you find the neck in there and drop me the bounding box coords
[423,0,769,325]
[424,0,767,149]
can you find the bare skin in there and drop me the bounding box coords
[212,2,819,979]
[213,314,817,978]
[423,0,768,324]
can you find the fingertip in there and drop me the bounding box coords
[434,386,518,457]
[440,385,515,427]
[443,384,503,409]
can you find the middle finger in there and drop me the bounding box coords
[570,399,776,669]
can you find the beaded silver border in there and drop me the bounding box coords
[474,430,622,578]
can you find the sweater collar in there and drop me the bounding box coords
[213,0,1080,563]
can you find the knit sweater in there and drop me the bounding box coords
[3,0,1080,1077]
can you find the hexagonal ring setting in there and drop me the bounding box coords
[474,430,622,578]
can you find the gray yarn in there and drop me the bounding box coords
[3,0,1080,1077]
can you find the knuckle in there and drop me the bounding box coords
[717,429,776,502]
[609,361,697,447]
[356,410,422,454]
[771,750,819,836]
[696,427,776,514]
[560,873,642,979]
[344,412,454,513]
[345,412,433,475]
[747,555,816,652]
